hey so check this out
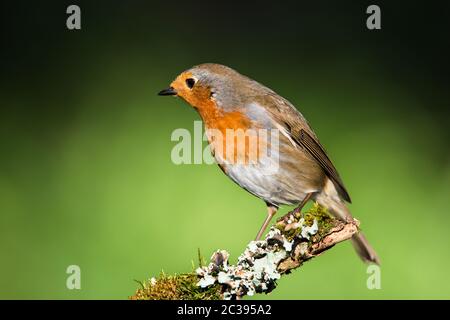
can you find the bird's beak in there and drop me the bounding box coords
[158,87,177,96]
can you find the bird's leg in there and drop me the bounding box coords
[255,205,278,241]
[281,193,313,223]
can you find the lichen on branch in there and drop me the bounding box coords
[131,203,359,300]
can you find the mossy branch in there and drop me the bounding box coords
[131,204,359,300]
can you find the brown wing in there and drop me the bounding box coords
[294,129,351,203]
[252,92,352,203]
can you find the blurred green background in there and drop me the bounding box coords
[1,1,449,299]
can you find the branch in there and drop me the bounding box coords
[130,203,359,300]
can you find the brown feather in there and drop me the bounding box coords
[257,92,351,203]
[296,129,351,203]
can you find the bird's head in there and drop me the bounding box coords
[158,63,259,112]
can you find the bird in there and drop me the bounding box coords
[158,63,380,265]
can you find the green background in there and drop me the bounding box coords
[1,1,449,299]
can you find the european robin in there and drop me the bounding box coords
[159,63,379,265]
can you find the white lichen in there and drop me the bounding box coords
[198,274,216,288]
[300,218,318,239]
[196,217,320,299]
[217,271,232,284]
[252,251,283,280]
[283,240,293,252]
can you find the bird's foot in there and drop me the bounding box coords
[277,211,297,227]
[278,204,303,223]
[278,193,313,225]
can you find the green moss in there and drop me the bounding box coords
[275,203,336,242]
[305,203,335,240]
[131,272,222,300]
[130,204,337,300]
[286,203,335,242]
[285,227,299,241]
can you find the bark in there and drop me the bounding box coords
[131,204,359,300]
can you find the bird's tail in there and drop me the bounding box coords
[351,232,380,265]
[315,179,380,265]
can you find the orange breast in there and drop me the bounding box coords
[173,81,268,165]
[197,99,265,165]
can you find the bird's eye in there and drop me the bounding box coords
[185,78,195,89]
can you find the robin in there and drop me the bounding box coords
[159,63,380,264]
